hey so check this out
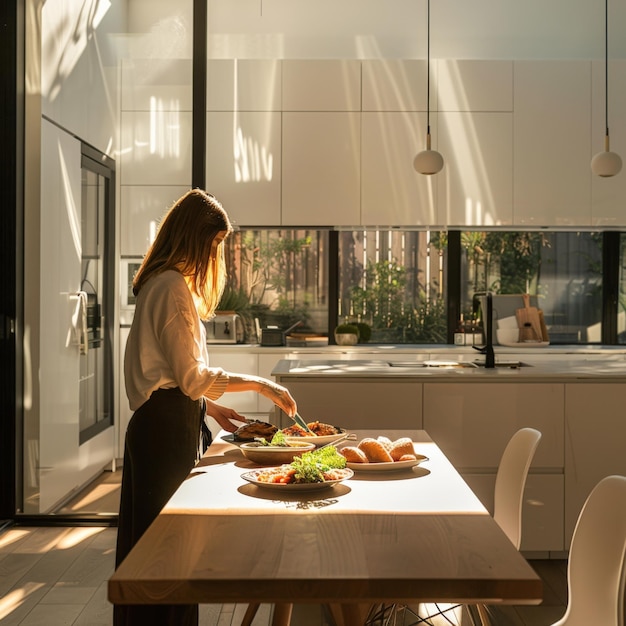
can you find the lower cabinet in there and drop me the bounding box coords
[423,382,565,553]
[564,383,626,547]
[273,377,423,431]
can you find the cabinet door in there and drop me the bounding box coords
[591,60,626,227]
[282,112,361,226]
[513,61,591,226]
[361,112,438,226]
[438,112,513,226]
[424,382,565,553]
[273,378,423,431]
[205,111,282,226]
[423,383,564,469]
[437,60,513,113]
[120,111,192,186]
[120,186,189,256]
[565,383,626,545]
[282,60,361,111]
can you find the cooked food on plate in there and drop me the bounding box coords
[281,420,342,437]
[233,419,278,442]
[252,445,348,484]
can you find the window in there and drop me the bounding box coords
[461,231,603,344]
[338,230,447,344]
[225,228,612,345]
[223,230,329,340]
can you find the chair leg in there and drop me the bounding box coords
[241,603,260,626]
[475,604,491,626]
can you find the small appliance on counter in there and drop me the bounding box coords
[260,321,303,347]
[205,311,245,344]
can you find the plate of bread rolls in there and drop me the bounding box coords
[339,436,428,471]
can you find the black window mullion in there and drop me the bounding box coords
[602,231,620,344]
[446,230,462,344]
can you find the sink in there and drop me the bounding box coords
[388,360,478,369]
[473,360,531,369]
[388,360,531,369]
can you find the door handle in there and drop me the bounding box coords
[70,291,89,355]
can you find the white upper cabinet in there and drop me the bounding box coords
[438,112,513,227]
[281,59,361,226]
[282,60,361,111]
[120,186,190,256]
[207,59,281,111]
[282,112,361,226]
[437,60,513,113]
[362,59,426,112]
[436,61,514,227]
[361,60,438,226]
[513,61,592,226]
[120,110,193,186]
[205,111,282,226]
[591,60,626,227]
[361,111,438,226]
[205,61,282,226]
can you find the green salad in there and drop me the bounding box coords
[290,446,347,483]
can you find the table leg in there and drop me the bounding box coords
[271,603,293,626]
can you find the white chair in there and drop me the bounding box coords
[493,426,543,550]
[373,427,542,626]
[551,474,626,626]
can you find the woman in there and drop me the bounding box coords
[114,189,297,626]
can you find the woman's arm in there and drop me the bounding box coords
[223,373,297,417]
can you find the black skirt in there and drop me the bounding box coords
[114,387,203,626]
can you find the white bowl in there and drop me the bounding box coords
[497,315,519,330]
[496,328,520,344]
[240,441,315,466]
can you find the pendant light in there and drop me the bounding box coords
[591,0,622,177]
[413,0,444,175]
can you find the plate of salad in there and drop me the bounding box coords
[240,445,353,491]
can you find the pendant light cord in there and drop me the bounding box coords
[604,0,609,137]
[426,0,431,133]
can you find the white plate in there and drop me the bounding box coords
[346,454,428,472]
[241,467,353,491]
[498,341,550,348]
[284,431,348,446]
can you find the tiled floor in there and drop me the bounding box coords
[0,471,569,625]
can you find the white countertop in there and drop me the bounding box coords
[272,355,626,382]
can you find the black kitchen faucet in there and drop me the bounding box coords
[473,292,495,368]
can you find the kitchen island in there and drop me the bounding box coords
[272,357,626,556]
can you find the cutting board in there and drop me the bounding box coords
[515,294,543,341]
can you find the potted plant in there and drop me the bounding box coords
[334,323,359,346]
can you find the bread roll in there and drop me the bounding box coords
[389,437,415,461]
[340,446,368,463]
[398,453,417,462]
[358,438,394,463]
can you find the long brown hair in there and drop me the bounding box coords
[133,189,233,320]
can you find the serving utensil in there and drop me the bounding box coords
[292,412,317,436]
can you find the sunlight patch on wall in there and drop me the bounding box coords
[149,97,181,159]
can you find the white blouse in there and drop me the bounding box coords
[124,270,229,411]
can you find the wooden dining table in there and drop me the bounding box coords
[108,429,542,625]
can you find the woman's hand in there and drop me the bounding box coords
[262,381,297,418]
[204,398,246,433]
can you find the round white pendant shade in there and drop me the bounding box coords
[591,150,623,177]
[414,149,444,175]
